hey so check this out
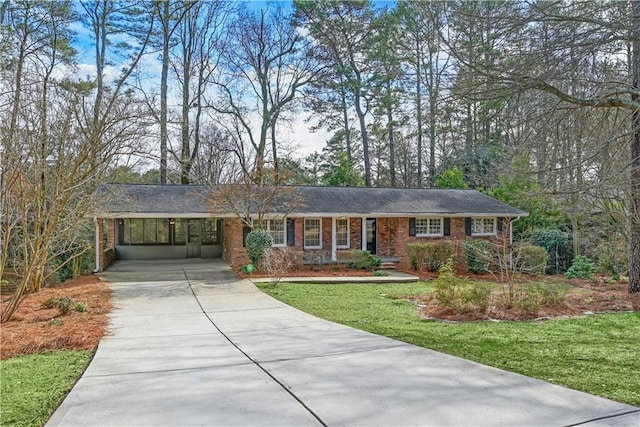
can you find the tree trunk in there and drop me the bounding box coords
[160,0,169,184]
[415,38,423,187]
[354,89,371,187]
[629,0,640,293]
[387,93,396,187]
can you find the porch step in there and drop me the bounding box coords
[379,262,397,270]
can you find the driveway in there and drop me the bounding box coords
[47,260,639,426]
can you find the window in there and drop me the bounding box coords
[472,218,496,236]
[201,219,218,245]
[252,218,285,247]
[415,218,443,237]
[269,219,285,246]
[336,218,349,248]
[174,219,187,244]
[304,218,322,249]
[121,218,169,244]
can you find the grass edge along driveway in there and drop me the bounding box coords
[0,350,91,427]
[258,281,639,407]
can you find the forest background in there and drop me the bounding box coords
[1,0,639,322]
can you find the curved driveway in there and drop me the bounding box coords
[47,260,639,427]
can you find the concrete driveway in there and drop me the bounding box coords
[47,260,639,427]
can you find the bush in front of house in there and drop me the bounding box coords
[260,247,304,282]
[462,240,491,274]
[565,255,596,279]
[433,257,491,313]
[513,243,549,275]
[336,249,380,270]
[245,229,273,267]
[406,241,457,271]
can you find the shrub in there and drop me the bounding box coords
[335,249,380,270]
[508,282,568,313]
[433,258,459,308]
[565,255,596,279]
[43,297,78,315]
[43,297,59,309]
[56,297,73,315]
[304,250,330,268]
[245,229,273,266]
[513,243,549,275]
[49,318,64,326]
[531,228,572,274]
[406,242,456,271]
[424,241,456,271]
[74,302,87,313]
[462,240,491,274]
[433,257,490,313]
[406,243,427,270]
[261,247,304,281]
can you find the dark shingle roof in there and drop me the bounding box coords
[95,184,527,217]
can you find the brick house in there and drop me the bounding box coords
[92,184,527,271]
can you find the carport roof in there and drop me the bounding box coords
[94,183,527,218]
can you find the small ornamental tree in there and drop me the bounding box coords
[245,229,273,266]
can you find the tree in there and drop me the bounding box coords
[445,1,640,293]
[295,0,377,186]
[170,0,228,184]
[395,1,451,186]
[435,166,468,189]
[207,169,306,228]
[209,3,318,178]
[1,0,155,321]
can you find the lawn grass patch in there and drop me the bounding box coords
[258,282,640,406]
[0,350,91,427]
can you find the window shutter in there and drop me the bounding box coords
[409,218,416,236]
[465,218,472,236]
[287,218,295,246]
[443,218,451,236]
[242,223,251,247]
[497,217,503,233]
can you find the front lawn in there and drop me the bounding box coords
[0,350,91,427]
[259,282,640,406]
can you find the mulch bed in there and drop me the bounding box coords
[2,268,638,359]
[405,273,640,322]
[1,276,112,360]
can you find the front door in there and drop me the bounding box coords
[186,219,201,258]
[366,218,377,254]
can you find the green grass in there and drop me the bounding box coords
[0,350,91,427]
[259,282,640,406]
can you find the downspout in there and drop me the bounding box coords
[93,217,100,273]
[509,216,521,270]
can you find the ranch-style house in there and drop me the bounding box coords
[92,184,528,271]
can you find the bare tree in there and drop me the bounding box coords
[207,169,306,228]
[1,0,155,321]
[208,3,318,178]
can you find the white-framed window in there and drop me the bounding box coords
[252,218,286,247]
[336,218,349,248]
[415,217,443,237]
[471,217,496,236]
[304,218,322,249]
